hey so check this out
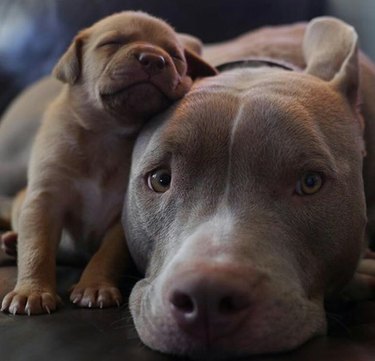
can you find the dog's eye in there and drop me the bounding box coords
[97,39,124,48]
[166,48,184,61]
[171,53,183,61]
[148,168,171,193]
[296,172,323,195]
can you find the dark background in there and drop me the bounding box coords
[0,0,325,116]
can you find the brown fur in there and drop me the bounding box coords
[0,11,216,315]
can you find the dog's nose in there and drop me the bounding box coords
[136,52,166,74]
[167,268,250,340]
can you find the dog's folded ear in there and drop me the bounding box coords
[303,16,359,106]
[178,33,218,79]
[178,33,204,55]
[53,30,89,85]
[184,49,218,79]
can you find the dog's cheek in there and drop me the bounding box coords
[174,76,193,99]
[301,186,366,295]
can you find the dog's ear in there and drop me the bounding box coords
[178,33,204,55]
[53,30,89,85]
[177,33,218,79]
[303,17,359,106]
[184,48,218,79]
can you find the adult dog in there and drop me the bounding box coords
[123,17,375,359]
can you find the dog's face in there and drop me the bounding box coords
[122,18,367,359]
[53,11,216,130]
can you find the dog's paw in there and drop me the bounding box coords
[70,282,122,309]
[0,231,18,257]
[342,250,375,301]
[1,287,59,315]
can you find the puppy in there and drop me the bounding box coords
[0,11,216,315]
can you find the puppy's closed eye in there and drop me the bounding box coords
[165,47,184,61]
[170,52,184,61]
[95,31,130,49]
[96,37,126,48]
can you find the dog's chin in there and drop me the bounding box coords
[101,82,171,119]
[141,332,320,361]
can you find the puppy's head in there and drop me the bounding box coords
[53,11,216,128]
[123,17,366,359]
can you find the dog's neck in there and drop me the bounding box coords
[62,85,144,137]
[216,57,301,73]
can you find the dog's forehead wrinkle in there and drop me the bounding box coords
[223,101,246,202]
[147,81,341,207]
[221,94,339,195]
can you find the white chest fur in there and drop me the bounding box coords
[62,175,125,254]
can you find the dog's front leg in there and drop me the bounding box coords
[70,221,128,308]
[1,190,62,315]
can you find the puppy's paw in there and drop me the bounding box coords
[1,287,59,315]
[0,231,18,257]
[70,282,122,309]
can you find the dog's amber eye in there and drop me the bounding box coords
[296,172,323,195]
[148,169,171,193]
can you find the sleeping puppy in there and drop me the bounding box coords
[0,11,216,315]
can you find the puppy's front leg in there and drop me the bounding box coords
[1,190,62,315]
[70,221,129,308]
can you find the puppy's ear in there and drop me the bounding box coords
[178,33,204,55]
[184,48,218,79]
[53,30,89,85]
[303,16,359,106]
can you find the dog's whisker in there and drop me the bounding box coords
[326,312,351,335]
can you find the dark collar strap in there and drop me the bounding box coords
[216,57,301,73]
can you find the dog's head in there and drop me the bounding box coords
[123,17,367,359]
[53,11,216,130]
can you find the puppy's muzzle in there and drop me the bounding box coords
[136,52,167,76]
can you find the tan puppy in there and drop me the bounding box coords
[0,11,216,315]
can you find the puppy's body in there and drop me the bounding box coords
[0,11,215,314]
[27,88,132,252]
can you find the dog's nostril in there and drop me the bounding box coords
[138,53,166,70]
[170,291,195,313]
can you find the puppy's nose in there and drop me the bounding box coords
[167,268,250,340]
[136,52,166,75]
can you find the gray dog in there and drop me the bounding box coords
[123,17,375,359]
